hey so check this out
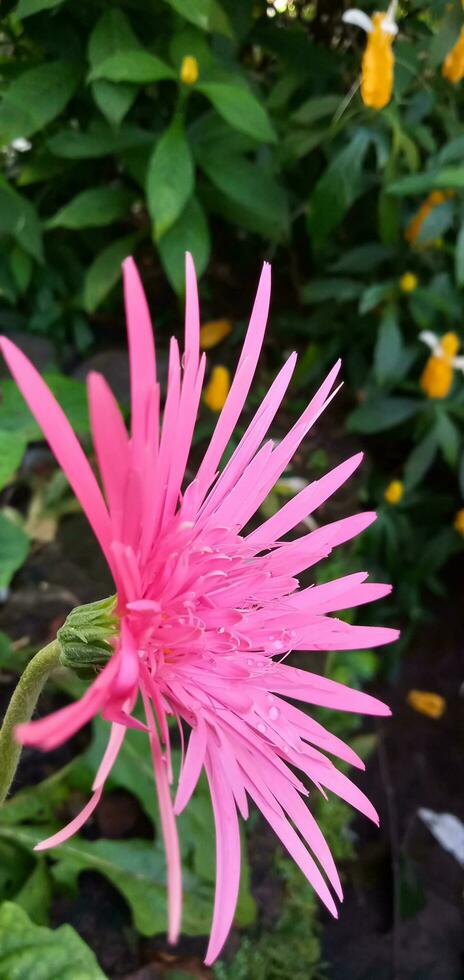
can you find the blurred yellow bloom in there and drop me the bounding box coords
[405,190,453,246]
[407,690,446,719]
[200,319,232,350]
[399,272,418,293]
[419,331,464,399]
[343,3,398,110]
[384,479,403,504]
[180,55,199,85]
[204,366,231,412]
[442,26,464,83]
[453,508,464,535]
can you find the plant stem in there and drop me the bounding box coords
[0,640,61,804]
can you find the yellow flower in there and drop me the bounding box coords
[419,331,464,399]
[343,4,398,110]
[453,508,464,535]
[180,55,199,85]
[405,190,453,246]
[442,26,464,83]
[407,690,446,720]
[200,319,232,350]
[399,272,418,293]
[384,479,403,505]
[203,365,231,412]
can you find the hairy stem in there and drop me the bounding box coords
[0,640,61,804]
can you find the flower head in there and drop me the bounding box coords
[0,256,397,964]
[204,365,231,412]
[443,25,464,84]
[419,331,464,399]
[343,2,398,110]
[180,55,199,85]
[200,318,232,349]
[453,508,464,535]
[399,272,418,293]
[384,479,403,505]
[407,690,445,720]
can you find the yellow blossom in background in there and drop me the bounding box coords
[419,331,464,399]
[200,319,232,350]
[180,55,199,85]
[342,3,398,110]
[399,271,418,293]
[384,479,403,504]
[453,508,464,535]
[407,690,446,719]
[442,26,464,83]
[204,365,231,412]
[404,190,452,245]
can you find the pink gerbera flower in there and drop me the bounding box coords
[0,256,397,964]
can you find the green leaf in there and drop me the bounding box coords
[455,222,464,287]
[416,200,454,244]
[9,246,33,295]
[0,902,105,978]
[0,374,90,440]
[89,51,174,84]
[388,168,464,195]
[83,234,138,312]
[359,282,394,315]
[307,131,371,247]
[436,411,460,466]
[329,244,394,274]
[147,117,194,240]
[14,861,52,926]
[0,512,29,590]
[404,432,437,491]
[198,150,288,240]
[0,61,80,144]
[16,0,65,14]
[88,9,141,126]
[373,306,403,385]
[347,396,419,434]
[48,125,152,159]
[161,0,232,36]
[159,196,210,294]
[0,432,27,490]
[301,278,361,304]
[198,82,276,143]
[46,187,134,230]
[290,93,341,126]
[0,178,43,262]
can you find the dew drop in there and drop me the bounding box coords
[257,722,267,734]
[268,706,280,721]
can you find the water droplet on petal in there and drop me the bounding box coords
[257,722,267,734]
[268,706,280,721]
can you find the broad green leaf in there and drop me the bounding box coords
[329,244,394,274]
[0,512,29,590]
[416,200,454,244]
[347,396,420,434]
[0,432,27,490]
[198,151,288,240]
[16,0,65,14]
[14,861,52,926]
[146,117,194,240]
[455,222,464,287]
[404,432,437,491]
[307,131,371,247]
[159,196,210,294]
[83,234,138,312]
[301,278,361,304]
[0,62,80,144]
[198,82,276,143]
[436,411,460,466]
[161,0,232,37]
[388,168,464,195]
[48,125,152,159]
[0,178,43,262]
[359,282,394,315]
[88,9,142,126]
[290,93,341,126]
[0,374,89,439]
[46,187,134,230]
[89,51,174,84]
[373,306,403,385]
[0,902,105,979]
[9,246,33,295]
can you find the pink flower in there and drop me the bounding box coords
[0,256,397,963]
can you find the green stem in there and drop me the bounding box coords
[0,640,61,805]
